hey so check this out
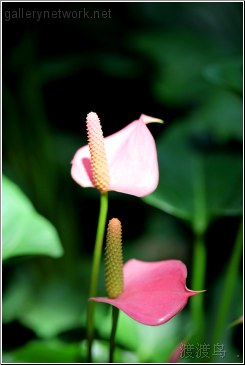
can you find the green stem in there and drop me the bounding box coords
[86,192,108,362]
[109,307,120,363]
[191,231,206,342]
[211,221,243,346]
[190,158,207,344]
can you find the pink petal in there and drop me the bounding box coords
[105,117,159,197]
[91,259,198,326]
[168,341,186,363]
[71,145,94,188]
[71,115,159,197]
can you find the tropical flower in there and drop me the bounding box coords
[91,218,199,326]
[71,112,162,197]
[91,259,198,326]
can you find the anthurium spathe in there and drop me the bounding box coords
[91,259,198,326]
[71,112,163,197]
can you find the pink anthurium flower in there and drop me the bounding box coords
[71,113,163,197]
[91,259,199,326]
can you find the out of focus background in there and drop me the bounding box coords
[2,2,243,363]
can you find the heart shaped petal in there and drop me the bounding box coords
[71,115,160,197]
[91,259,198,326]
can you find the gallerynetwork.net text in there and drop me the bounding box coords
[4,8,112,22]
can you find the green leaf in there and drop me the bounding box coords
[2,261,86,338]
[97,309,186,362]
[188,90,243,142]
[2,266,35,324]
[2,340,82,363]
[39,55,85,83]
[19,278,85,338]
[125,212,189,262]
[204,58,242,94]
[118,312,186,362]
[144,122,242,232]
[131,32,218,106]
[2,175,64,260]
[2,340,128,364]
[80,339,138,363]
[94,52,142,79]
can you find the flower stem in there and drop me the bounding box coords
[191,231,206,342]
[190,158,207,343]
[109,306,120,363]
[86,192,108,362]
[211,221,243,347]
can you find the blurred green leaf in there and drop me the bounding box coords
[188,90,242,142]
[2,262,86,338]
[3,338,137,363]
[39,55,85,83]
[125,212,189,262]
[19,278,85,338]
[54,132,86,173]
[206,274,243,363]
[144,122,242,232]
[2,175,64,261]
[204,58,242,94]
[95,52,142,78]
[131,32,219,105]
[2,340,82,363]
[118,312,186,362]
[2,266,36,324]
[2,260,88,338]
[80,339,138,363]
[97,309,186,362]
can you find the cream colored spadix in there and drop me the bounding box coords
[105,218,124,299]
[86,112,110,192]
